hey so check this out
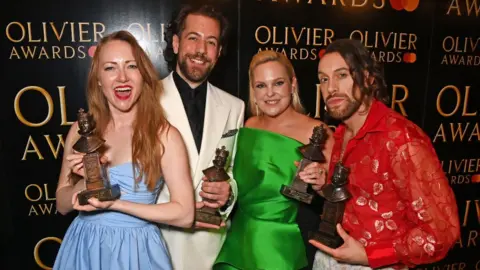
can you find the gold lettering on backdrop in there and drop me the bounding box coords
[5,22,106,43]
[315,84,322,119]
[436,86,477,116]
[447,0,480,16]
[26,184,57,216]
[455,230,479,248]
[441,36,480,66]
[34,237,62,269]
[258,0,386,8]
[22,136,44,160]
[463,200,480,227]
[350,30,417,50]
[22,134,66,160]
[391,85,408,116]
[255,26,334,61]
[14,86,73,127]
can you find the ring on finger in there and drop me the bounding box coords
[318,168,325,175]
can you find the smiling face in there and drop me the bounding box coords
[317,52,361,120]
[252,60,296,118]
[173,14,222,84]
[97,40,144,113]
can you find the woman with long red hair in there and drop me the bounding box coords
[53,30,194,270]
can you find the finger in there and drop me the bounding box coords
[203,200,221,209]
[66,154,84,161]
[293,161,300,167]
[71,191,80,205]
[312,184,323,191]
[196,201,205,209]
[199,191,222,202]
[201,186,221,195]
[195,221,220,230]
[100,156,109,164]
[87,197,102,208]
[336,224,350,241]
[308,240,337,257]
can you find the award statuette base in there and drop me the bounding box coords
[78,184,121,206]
[280,184,314,204]
[194,161,229,226]
[309,200,346,249]
[280,159,315,204]
[195,206,223,226]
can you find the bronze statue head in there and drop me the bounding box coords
[213,146,229,168]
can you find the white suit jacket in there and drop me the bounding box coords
[157,72,245,270]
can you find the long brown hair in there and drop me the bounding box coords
[248,50,305,116]
[86,30,167,191]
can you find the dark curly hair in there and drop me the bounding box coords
[324,38,389,106]
[163,3,230,72]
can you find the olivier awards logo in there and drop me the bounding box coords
[349,30,418,64]
[256,0,420,12]
[440,36,479,66]
[255,25,336,61]
[5,21,167,60]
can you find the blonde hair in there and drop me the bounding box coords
[248,50,305,116]
[86,30,168,191]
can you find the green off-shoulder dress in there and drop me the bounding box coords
[214,127,307,270]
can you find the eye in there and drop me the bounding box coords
[255,83,265,89]
[337,72,348,79]
[104,66,114,71]
[188,36,198,41]
[207,40,217,47]
[319,77,328,84]
[127,64,138,69]
[275,81,284,86]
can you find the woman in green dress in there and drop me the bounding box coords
[214,50,334,270]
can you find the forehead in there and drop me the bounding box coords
[99,40,135,62]
[318,52,349,74]
[253,61,288,79]
[182,14,221,38]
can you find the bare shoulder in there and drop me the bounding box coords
[158,123,180,144]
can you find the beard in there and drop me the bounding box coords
[326,94,362,121]
[178,52,214,83]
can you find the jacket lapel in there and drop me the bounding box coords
[193,83,229,188]
[160,73,198,178]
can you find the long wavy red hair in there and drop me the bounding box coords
[86,30,167,191]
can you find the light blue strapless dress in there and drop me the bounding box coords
[53,162,172,270]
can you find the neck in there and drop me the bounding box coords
[260,106,298,128]
[343,102,372,136]
[176,66,205,89]
[109,106,137,130]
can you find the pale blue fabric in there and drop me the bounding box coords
[53,162,171,270]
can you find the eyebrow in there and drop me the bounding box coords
[185,31,219,41]
[318,67,349,75]
[102,60,136,65]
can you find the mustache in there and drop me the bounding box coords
[326,93,350,102]
[186,52,211,63]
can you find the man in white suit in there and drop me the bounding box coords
[157,3,245,270]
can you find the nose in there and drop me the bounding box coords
[266,85,275,97]
[117,68,127,82]
[196,39,207,54]
[327,78,338,95]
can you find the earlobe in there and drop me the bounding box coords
[173,35,179,54]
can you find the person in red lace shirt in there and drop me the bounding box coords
[309,39,460,270]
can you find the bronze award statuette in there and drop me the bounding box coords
[280,125,328,204]
[195,146,230,226]
[310,162,352,248]
[73,108,121,206]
